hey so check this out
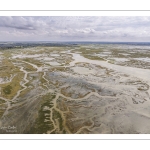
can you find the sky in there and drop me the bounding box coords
[0,16,150,42]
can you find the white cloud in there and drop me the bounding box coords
[0,16,150,41]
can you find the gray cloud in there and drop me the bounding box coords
[0,16,150,42]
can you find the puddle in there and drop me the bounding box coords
[111,58,130,62]
[102,52,112,54]
[0,56,3,60]
[43,57,54,61]
[60,51,67,54]
[72,66,95,75]
[50,54,60,57]
[47,62,61,66]
[129,52,136,53]
[119,53,130,56]
[133,58,150,63]
[96,54,108,57]
[0,78,4,83]
[75,52,82,54]
[12,54,43,59]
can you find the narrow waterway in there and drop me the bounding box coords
[1,51,150,133]
[69,53,150,94]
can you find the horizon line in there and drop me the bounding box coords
[0,41,150,43]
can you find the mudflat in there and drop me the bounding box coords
[0,43,150,134]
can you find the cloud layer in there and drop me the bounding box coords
[0,16,150,42]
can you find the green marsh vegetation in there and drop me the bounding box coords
[29,93,55,134]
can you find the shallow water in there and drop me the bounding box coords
[12,54,43,59]
[47,62,61,66]
[119,53,130,56]
[133,57,150,62]
[50,54,60,57]
[95,54,108,57]
[69,53,150,83]
[111,58,130,62]
[43,57,54,61]
[71,66,95,75]
[0,78,4,83]
[102,51,112,54]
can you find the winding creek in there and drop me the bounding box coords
[1,51,150,133]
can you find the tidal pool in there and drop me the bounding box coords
[111,58,130,62]
[133,58,150,63]
[43,57,54,61]
[50,54,60,57]
[72,66,95,75]
[47,62,61,66]
[12,54,43,59]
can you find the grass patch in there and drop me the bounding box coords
[1,72,24,99]
[75,47,105,61]
[29,93,55,134]
[84,55,104,61]
[0,99,7,118]
[53,109,63,132]
[0,110,5,118]
[3,85,12,95]
[23,63,37,72]
[0,57,24,99]
[23,58,43,67]
[0,99,5,104]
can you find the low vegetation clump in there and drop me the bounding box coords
[29,94,55,134]
[3,85,12,95]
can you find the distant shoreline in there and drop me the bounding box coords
[1,41,150,50]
